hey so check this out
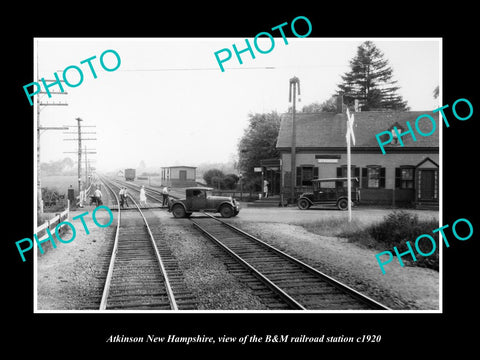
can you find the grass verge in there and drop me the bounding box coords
[298,210,439,271]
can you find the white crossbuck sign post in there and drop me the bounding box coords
[346,108,355,222]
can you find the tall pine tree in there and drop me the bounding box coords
[237,111,281,189]
[337,41,409,111]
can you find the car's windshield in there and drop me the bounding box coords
[205,190,213,197]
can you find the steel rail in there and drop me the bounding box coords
[199,212,390,311]
[128,194,178,310]
[110,178,166,204]
[191,219,306,310]
[110,178,185,207]
[99,176,178,310]
[98,176,121,310]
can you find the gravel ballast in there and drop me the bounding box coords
[36,207,115,310]
[36,205,439,311]
[226,207,439,310]
[149,212,270,310]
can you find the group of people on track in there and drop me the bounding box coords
[86,186,103,207]
[78,184,171,208]
[136,185,170,207]
[73,184,103,208]
[129,185,170,208]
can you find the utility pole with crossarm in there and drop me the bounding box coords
[63,118,97,195]
[35,41,69,214]
[289,76,300,203]
[36,79,69,214]
[346,108,356,222]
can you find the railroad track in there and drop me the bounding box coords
[115,178,184,200]
[108,178,166,209]
[191,213,390,311]
[98,176,196,310]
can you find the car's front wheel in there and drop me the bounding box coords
[337,198,348,211]
[220,205,234,218]
[172,204,187,218]
[297,198,310,210]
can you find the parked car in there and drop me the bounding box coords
[297,177,360,210]
[168,187,240,218]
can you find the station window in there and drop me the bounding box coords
[336,166,359,188]
[395,167,414,189]
[337,165,359,178]
[296,166,318,186]
[361,166,385,188]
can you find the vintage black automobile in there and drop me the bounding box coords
[168,187,240,218]
[297,177,360,210]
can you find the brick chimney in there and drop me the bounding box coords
[336,93,344,113]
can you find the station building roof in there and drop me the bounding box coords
[162,165,197,169]
[276,111,440,151]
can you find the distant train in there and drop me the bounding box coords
[125,168,136,181]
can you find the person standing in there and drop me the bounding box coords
[94,187,103,206]
[119,187,125,208]
[78,186,85,208]
[68,184,75,208]
[263,179,269,198]
[161,186,169,207]
[123,187,129,207]
[139,186,147,207]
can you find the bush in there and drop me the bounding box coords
[369,211,419,246]
[242,175,262,192]
[298,211,439,271]
[223,174,239,190]
[203,169,240,189]
[367,211,439,270]
[203,169,225,186]
[210,176,224,189]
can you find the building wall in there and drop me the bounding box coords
[280,150,439,205]
[160,166,197,187]
[161,167,196,180]
[169,167,196,180]
[161,167,170,181]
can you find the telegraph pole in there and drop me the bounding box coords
[346,108,356,222]
[84,145,88,187]
[289,76,300,203]
[83,156,97,188]
[82,147,97,188]
[36,42,68,213]
[76,118,82,193]
[63,119,96,194]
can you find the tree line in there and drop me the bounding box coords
[213,41,436,191]
[202,169,240,190]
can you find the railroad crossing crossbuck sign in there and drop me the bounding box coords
[345,108,355,222]
[346,108,355,145]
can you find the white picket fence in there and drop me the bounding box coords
[36,200,70,241]
[37,181,93,241]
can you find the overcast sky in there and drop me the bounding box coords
[35,38,441,172]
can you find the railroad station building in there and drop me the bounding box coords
[160,166,197,187]
[275,104,440,208]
